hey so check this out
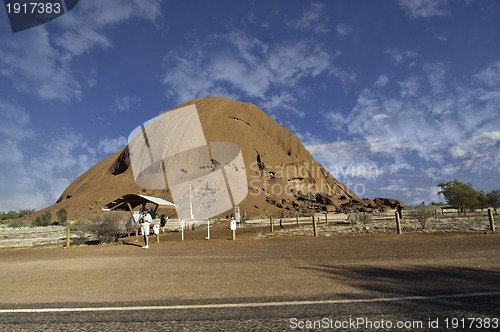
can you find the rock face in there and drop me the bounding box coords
[39,97,400,219]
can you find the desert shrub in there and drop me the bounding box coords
[32,212,52,227]
[89,212,127,244]
[70,219,93,245]
[407,204,435,229]
[71,219,92,232]
[358,212,371,225]
[7,220,30,228]
[73,233,88,245]
[349,212,371,229]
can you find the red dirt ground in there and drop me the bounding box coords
[0,224,499,306]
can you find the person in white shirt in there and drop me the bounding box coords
[139,209,152,249]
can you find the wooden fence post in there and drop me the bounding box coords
[324,213,328,224]
[312,215,318,237]
[270,217,274,233]
[296,213,299,227]
[395,211,402,234]
[488,208,496,232]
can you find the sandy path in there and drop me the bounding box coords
[0,229,499,306]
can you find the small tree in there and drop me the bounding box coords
[89,212,127,244]
[32,212,52,227]
[438,180,484,213]
[407,204,434,230]
[487,190,500,213]
[56,208,68,225]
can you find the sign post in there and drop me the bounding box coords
[207,220,210,240]
[230,217,237,240]
[181,218,185,241]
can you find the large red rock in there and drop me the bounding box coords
[34,97,377,219]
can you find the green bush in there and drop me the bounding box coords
[89,212,127,244]
[31,212,52,227]
[0,209,35,221]
[55,208,68,226]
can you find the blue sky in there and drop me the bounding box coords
[0,0,499,211]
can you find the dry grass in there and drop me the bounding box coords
[252,213,494,238]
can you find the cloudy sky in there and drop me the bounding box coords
[0,0,499,211]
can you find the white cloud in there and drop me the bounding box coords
[305,140,383,181]
[474,60,500,87]
[380,180,443,204]
[342,58,500,163]
[0,141,24,166]
[97,136,128,155]
[268,41,331,81]
[0,28,82,101]
[38,133,96,172]
[448,131,500,170]
[335,23,352,37]
[324,111,349,131]
[314,58,500,203]
[162,30,333,113]
[0,101,127,210]
[259,92,302,117]
[374,75,390,87]
[424,62,449,94]
[388,155,414,174]
[86,69,98,88]
[0,0,162,102]
[0,131,96,211]
[111,96,142,113]
[398,76,421,97]
[55,0,163,59]
[0,101,33,141]
[396,0,451,18]
[287,3,330,33]
[372,114,390,121]
[329,66,357,88]
[385,48,419,66]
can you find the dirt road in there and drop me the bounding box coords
[0,228,499,306]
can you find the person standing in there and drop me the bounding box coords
[139,209,152,249]
[396,203,403,220]
[160,214,169,233]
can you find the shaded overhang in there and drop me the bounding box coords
[102,194,177,212]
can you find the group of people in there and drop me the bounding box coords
[137,209,170,249]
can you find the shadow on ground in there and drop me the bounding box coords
[300,265,500,296]
[298,264,500,319]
